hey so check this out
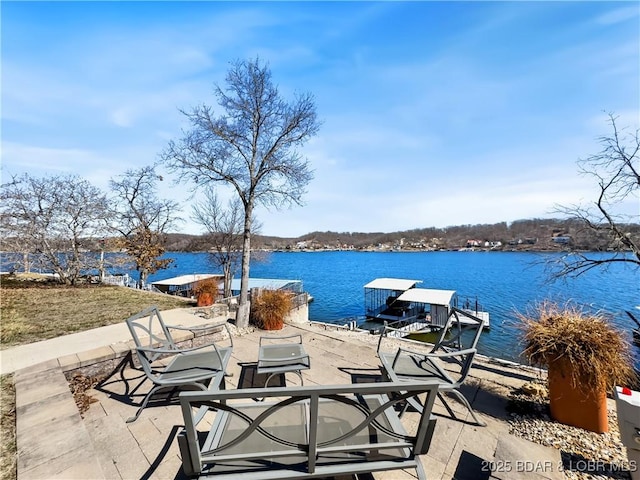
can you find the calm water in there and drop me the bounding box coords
[146,250,640,363]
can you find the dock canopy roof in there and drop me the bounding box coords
[151,274,220,287]
[230,278,303,293]
[364,278,422,291]
[397,288,457,307]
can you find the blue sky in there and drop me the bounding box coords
[2,1,639,237]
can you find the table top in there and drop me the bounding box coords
[257,342,311,374]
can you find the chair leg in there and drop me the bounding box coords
[415,456,427,480]
[177,429,196,477]
[126,383,208,423]
[437,392,458,420]
[447,390,487,427]
[398,399,410,417]
[127,385,163,423]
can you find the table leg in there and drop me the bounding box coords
[265,369,304,388]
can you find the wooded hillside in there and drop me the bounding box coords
[165,218,640,252]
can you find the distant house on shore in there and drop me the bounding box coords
[484,241,502,248]
[552,235,572,245]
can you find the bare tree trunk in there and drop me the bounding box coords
[236,207,253,328]
[223,263,232,299]
[139,269,148,289]
[99,249,105,282]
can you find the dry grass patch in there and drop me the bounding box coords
[250,289,293,330]
[0,374,16,480]
[1,279,195,348]
[517,301,636,394]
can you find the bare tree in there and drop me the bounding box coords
[551,113,640,278]
[192,189,244,299]
[0,173,112,284]
[109,165,180,288]
[0,177,37,274]
[162,58,319,327]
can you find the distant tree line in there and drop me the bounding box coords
[165,111,638,282]
[163,217,640,253]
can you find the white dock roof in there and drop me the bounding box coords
[230,278,302,291]
[364,278,422,291]
[151,274,219,287]
[397,288,457,306]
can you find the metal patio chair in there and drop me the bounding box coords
[377,306,487,426]
[124,305,233,423]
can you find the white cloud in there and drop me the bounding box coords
[110,107,136,128]
[594,5,639,26]
[1,142,101,174]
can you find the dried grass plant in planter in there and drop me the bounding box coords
[250,289,293,330]
[193,279,218,307]
[518,301,636,433]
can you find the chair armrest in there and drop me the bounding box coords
[377,325,437,354]
[137,342,224,357]
[418,348,477,360]
[394,345,475,359]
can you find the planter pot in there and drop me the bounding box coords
[260,320,284,331]
[548,358,608,433]
[197,292,214,307]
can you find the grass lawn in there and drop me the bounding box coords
[1,276,196,348]
[1,374,15,480]
[0,276,197,480]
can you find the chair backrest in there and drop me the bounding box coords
[125,305,177,363]
[376,307,485,354]
[432,307,485,379]
[432,307,484,353]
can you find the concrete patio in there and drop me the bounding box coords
[8,308,569,480]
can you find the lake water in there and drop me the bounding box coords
[146,250,640,364]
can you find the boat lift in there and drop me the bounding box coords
[364,277,490,337]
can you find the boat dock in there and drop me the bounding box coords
[364,277,490,330]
